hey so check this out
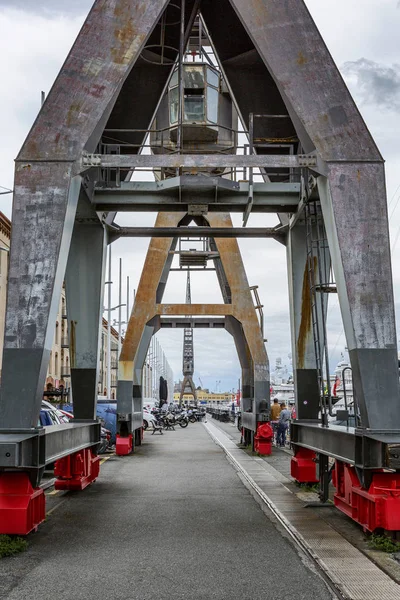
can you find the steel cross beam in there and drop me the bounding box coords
[82,153,317,170]
[159,317,226,328]
[112,227,286,241]
[93,180,301,213]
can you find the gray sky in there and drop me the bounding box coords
[1,1,400,393]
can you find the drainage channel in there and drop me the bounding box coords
[204,421,400,600]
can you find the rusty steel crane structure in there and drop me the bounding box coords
[0,0,399,537]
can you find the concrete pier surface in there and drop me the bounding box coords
[0,424,334,600]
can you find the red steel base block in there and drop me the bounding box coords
[332,460,400,532]
[116,433,133,456]
[291,448,318,483]
[54,448,100,491]
[0,472,45,535]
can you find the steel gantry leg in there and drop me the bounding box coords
[0,168,79,533]
[65,194,108,421]
[287,219,320,484]
[225,315,254,448]
[319,169,400,431]
[57,196,108,490]
[116,317,160,456]
[287,216,332,484]
[0,170,79,429]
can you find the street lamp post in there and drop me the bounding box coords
[103,249,126,399]
[107,246,112,398]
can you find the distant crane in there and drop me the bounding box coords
[179,271,197,405]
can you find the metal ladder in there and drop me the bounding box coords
[305,198,335,423]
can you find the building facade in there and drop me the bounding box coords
[173,383,235,404]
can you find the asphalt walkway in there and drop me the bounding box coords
[0,423,334,600]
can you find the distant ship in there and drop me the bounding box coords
[330,351,355,424]
[270,357,295,405]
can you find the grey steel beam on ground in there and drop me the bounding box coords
[82,152,317,170]
[112,226,286,240]
[0,421,100,479]
[93,180,301,212]
[291,421,400,469]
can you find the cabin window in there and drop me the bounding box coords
[184,88,205,122]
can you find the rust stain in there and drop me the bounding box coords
[114,17,134,47]
[66,103,81,127]
[113,4,123,18]
[69,320,76,368]
[22,164,32,170]
[357,169,361,182]
[297,51,307,66]
[23,139,39,159]
[90,83,106,99]
[297,257,317,368]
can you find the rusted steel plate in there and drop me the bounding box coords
[228,0,382,162]
[18,0,170,161]
[156,304,233,316]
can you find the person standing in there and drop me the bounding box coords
[270,398,281,421]
[277,404,291,447]
[270,398,282,444]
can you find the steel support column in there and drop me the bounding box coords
[286,217,331,421]
[208,213,270,424]
[319,169,400,430]
[65,202,107,420]
[0,170,79,428]
[287,220,320,421]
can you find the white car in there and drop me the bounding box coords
[41,400,70,423]
[143,409,157,430]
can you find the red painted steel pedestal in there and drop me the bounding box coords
[0,472,45,535]
[333,460,400,532]
[54,448,100,491]
[291,447,318,483]
[116,433,133,456]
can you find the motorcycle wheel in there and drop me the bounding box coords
[179,419,188,428]
[143,419,148,430]
[237,417,242,432]
[189,416,197,423]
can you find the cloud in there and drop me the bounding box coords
[341,58,400,111]
[0,0,92,16]
[0,8,86,199]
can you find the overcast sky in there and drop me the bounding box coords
[1,0,400,393]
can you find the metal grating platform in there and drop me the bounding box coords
[204,422,400,600]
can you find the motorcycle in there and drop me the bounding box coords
[154,410,188,429]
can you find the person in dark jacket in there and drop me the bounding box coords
[276,404,291,447]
